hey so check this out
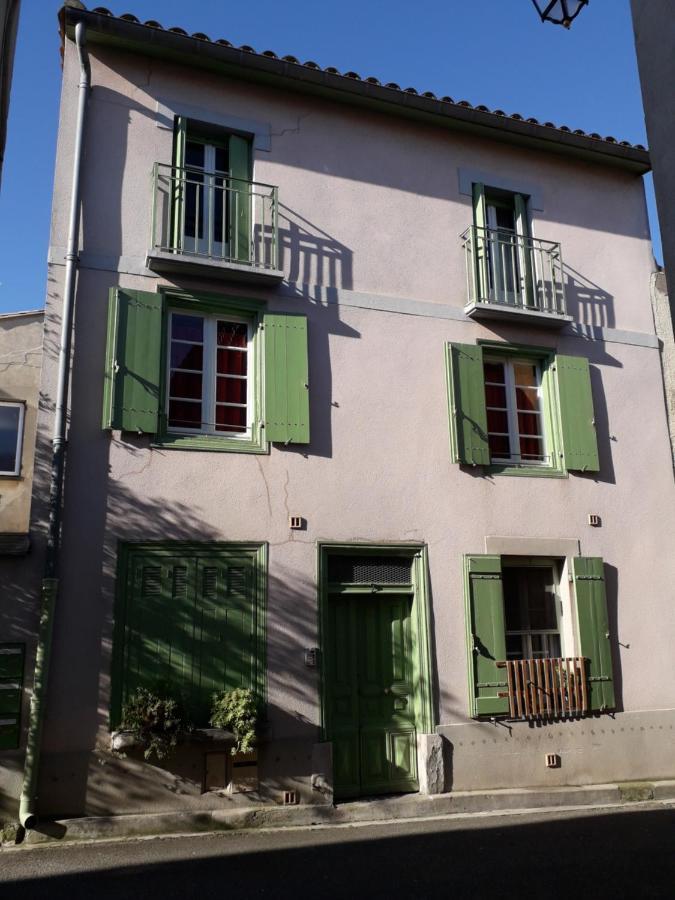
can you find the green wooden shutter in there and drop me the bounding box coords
[472,183,489,301]
[171,116,187,251]
[0,643,25,749]
[555,354,600,472]
[514,193,535,308]
[228,134,252,264]
[102,288,163,434]
[572,557,615,711]
[264,313,310,444]
[464,556,509,717]
[445,343,490,465]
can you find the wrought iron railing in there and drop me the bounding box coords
[150,163,279,270]
[461,225,567,316]
[497,657,589,719]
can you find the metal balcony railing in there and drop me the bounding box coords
[497,657,589,719]
[150,163,279,271]
[461,225,567,316]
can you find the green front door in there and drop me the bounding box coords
[326,592,419,799]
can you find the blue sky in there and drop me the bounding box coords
[0,0,657,313]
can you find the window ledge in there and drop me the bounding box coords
[464,301,572,329]
[146,249,284,285]
[152,432,269,455]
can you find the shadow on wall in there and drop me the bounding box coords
[563,264,615,329]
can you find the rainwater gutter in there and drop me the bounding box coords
[19,19,90,830]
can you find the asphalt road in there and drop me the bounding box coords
[2,804,674,899]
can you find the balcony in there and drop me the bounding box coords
[497,657,589,720]
[461,225,572,327]
[146,163,283,283]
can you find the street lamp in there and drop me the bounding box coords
[531,0,589,28]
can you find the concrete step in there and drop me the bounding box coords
[11,779,675,847]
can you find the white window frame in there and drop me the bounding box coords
[0,401,25,477]
[484,355,548,467]
[166,309,254,440]
[503,561,563,661]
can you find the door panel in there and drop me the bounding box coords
[326,592,419,799]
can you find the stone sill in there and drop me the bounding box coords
[464,301,572,328]
[146,249,284,285]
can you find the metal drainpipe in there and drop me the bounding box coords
[19,20,90,830]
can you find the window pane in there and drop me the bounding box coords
[170,342,203,371]
[217,348,247,377]
[485,384,507,408]
[217,322,247,348]
[170,371,202,400]
[487,409,509,433]
[215,146,228,173]
[506,633,524,660]
[215,405,247,432]
[0,405,20,472]
[171,315,203,343]
[483,362,505,384]
[520,436,544,460]
[185,141,205,169]
[168,399,202,429]
[216,377,247,404]
[513,363,538,387]
[503,569,525,630]
[515,386,539,412]
[488,434,511,459]
[517,412,543,436]
[526,569,557,629]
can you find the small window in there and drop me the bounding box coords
[0,402,24,476]
[167,310,253,438]
[483,356,547,466]
[503,564,561,660]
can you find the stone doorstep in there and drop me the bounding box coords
[7,779,675,847]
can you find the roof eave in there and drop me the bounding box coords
[62,7,651,176]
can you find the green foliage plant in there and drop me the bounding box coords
[210,688,259,756]
[119,687,186,762]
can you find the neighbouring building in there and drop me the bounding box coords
[0,308,42,775]
[2,4,675,823]
[0,0,21,187]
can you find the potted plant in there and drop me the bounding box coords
[114,687,188,762]
[209,688,260,755]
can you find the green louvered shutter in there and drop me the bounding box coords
[572,557,615,711]
[465,555,509,717]
[0,643,25,749]
[229,134,252,264]
[472,183,489,301]
[102,288,163,433]
[445,343,490,465]
[264,313,310,444]
[514,193,535,308]
[171,116,187,251]
[555,354,600,472]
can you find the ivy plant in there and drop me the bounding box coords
[210,688,259,756]
[119,687,187,762]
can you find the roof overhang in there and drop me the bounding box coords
[61,6,651,176]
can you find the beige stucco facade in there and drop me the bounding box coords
[0,310,42,538]
[2,9,674,821]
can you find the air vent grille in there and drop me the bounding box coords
[327,555,413,585]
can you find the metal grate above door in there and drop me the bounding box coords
[327,554,413,585]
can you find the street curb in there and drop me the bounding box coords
[7,779,675,847]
